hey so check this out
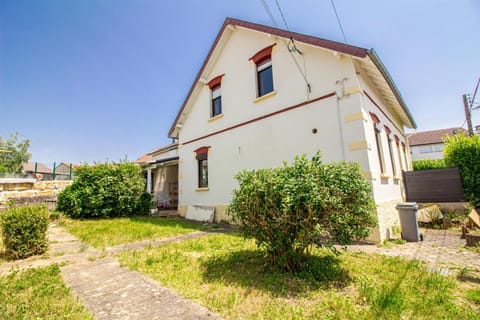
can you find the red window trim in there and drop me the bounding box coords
[384,125,392,136]
[207,74,224,89]
[194,146,210,158]
[369,112,380,124]
[249,44,276,64]
[394,135,400,146]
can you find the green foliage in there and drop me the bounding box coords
[56,162,152,218]
[227,152,377,272]
[412,159,446,170]
[0,205,49,259]
[444,134,480,207]
[0,264,93,319]
[0,132,31,174]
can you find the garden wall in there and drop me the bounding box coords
[0,180,72,210]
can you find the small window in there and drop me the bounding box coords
[211,85,222,117]
[419,145,433,154]
[207,75,224,118]
[257,58,274,97]
[195,146,210,188]
[374,126,386,174]
[198,157,208,188]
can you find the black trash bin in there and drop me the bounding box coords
[396,202,419,242]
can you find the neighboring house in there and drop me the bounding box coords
[136,143,179,210]
[22,162,53,180]
[408,128,464,161]
[144,18,417,241]
[55,162,81,180]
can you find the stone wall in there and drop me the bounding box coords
[0,180,72,210]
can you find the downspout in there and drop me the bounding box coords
[53,162,56,181]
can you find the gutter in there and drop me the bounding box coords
[366,49,417,129]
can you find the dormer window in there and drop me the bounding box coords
[250,44,276,98]
[207,74,224,118]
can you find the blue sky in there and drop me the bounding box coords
[1,0,479,166]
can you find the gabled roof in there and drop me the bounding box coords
[135,142,178,165]
[168,17,416,137]
[22,162,53,173]
[408,127,465,146]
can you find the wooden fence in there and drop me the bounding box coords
[403,167,465,203]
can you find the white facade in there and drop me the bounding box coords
[410,143,445,161]
[169,19,416,242]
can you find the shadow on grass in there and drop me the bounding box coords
[201,249,350,297]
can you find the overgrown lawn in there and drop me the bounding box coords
[118,233,479,319]
[60,216,209,248]
[0,264,92,319]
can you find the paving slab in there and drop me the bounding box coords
[61,257,223,320]
[345,228,480,273]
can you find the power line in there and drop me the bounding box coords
[274,0,289,30]
[330,0,348,44]
[259,0,278,27]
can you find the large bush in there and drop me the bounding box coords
[444,134,480,207]
[413,159,446,171]
[1,205,49,259]
[227,152,377,272]
[57,162,152,218]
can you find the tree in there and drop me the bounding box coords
[0,132,31,174]
[444,134,480,207]
[227,152,377,272]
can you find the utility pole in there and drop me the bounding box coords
[463,94,474,136]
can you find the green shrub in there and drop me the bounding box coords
[412,159,446,170]
[227,152,377,272]
[444,134,480,207]
[0,205,49,259]
[57,162,152,218]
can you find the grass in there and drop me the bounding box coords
[0,264,92,319]
[118,233,480,319]
[60,216,210,248]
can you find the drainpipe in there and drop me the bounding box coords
[34,162,38,179]
[53,162,56,181]
[69,163,72,180]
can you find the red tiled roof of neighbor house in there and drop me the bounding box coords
[408,128,465,146]
[22,162,53,173]
[168,17,416,137]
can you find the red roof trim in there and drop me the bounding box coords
[207,74,224,89]
[249,44,276,64]
[168,17,369,137]
[394,135,400,145]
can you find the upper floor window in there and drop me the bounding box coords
[257,58,273,97]
[211,85,222,117]
[207,75,224,118]
[250,44,276,98]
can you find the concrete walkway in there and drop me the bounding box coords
[346,227,480,274]
[0,223,223,320]
[2,223,479,319]
[62,257,221,320]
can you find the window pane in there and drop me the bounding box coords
[419,145,433,153]
[212,97,222,116]
[199,159,208,188]
[258,65,273,97]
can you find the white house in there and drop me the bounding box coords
[147,18,417,241]
[408,127,464,161]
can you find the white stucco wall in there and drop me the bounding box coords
[410,143,444,160]
[175,25,412,241]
